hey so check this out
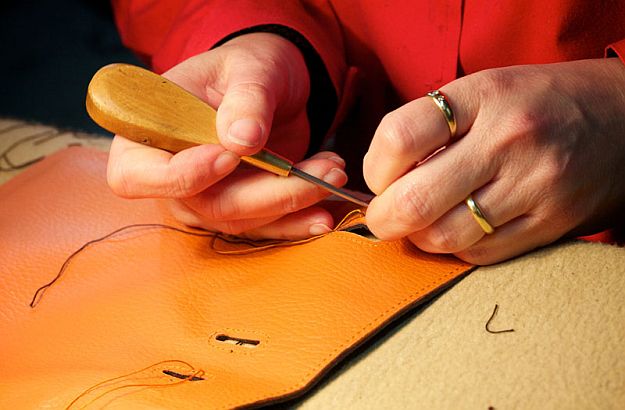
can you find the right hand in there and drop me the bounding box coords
[107,33,348,239]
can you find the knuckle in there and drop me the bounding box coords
[393,183,435,229]
[377,112,418,156]
[229,81,274,107]
[526,160,569,208]
[455,246,492,265]
[474,68,556,147]
[540,159,566,187]
[209,195,238,221]
[228,44,279,70]
[474,67,515,98]
[219,221,246,236]
[167,172,193,198]
[532,207,570,238]
[427,224,461,252]
[106,165,134,198]
[187,193,237,223]
[506,108,550,138]
[472,68,528,116]
[169,161,211,198]
[274,187,301,215]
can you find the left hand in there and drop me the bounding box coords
[364,58,625,264]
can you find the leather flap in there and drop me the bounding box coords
[0,147,472,409]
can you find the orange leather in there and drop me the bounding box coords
[0,147,472,409]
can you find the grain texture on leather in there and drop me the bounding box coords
[0,147,471,409]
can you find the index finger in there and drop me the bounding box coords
[363,80,480,195]
[107,135,240,199]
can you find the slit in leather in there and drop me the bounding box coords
[162,370,205,381]
[215,334,261,348]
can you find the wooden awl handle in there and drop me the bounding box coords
[86,63,292,176]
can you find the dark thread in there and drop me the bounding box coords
[1,129,59,171]
[212,234,284,247]
[30,209,367,306]
[65,360,204,409]
[0,123,89,172]
[211,209,367,255]
[485,304,515,334]
[0,126,58,169]
[210,232,320,255]
[29,224,213,308]
[162,370,204,381]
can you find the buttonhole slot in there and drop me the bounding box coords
[162,370,204,381]
[215,334,260,348]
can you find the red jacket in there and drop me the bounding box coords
[113,0,625,102]
[112,0,625,241]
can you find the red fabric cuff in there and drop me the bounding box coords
[605,38,625,63]
[150,0,347,100]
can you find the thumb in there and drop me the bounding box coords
[216,67,279,155]
[217,77,276,155]
[214,29,314,155]
[161,50,278,156]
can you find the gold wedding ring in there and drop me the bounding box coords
[465,195,495,234]
[427,90,457,140]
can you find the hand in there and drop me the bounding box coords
[107,33,348,239]
[364,58,625,264]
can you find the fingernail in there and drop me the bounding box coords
[213,151,240,175]
[323,168,347,185]
[328,156,346,167]
[227,119,263,147]
[309,223,332,236]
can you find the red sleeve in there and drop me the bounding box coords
[111,0,347,96]
[112,0,357,149]
[606,38,625,63]
[110,0,184,65]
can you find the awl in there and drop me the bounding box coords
[86,63,369,208]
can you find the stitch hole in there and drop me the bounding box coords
[215,334,260,348]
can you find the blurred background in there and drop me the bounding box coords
[0,0,141,134]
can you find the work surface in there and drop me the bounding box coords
[1,118,623,409]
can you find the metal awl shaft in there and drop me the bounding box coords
[290,167,370,208]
